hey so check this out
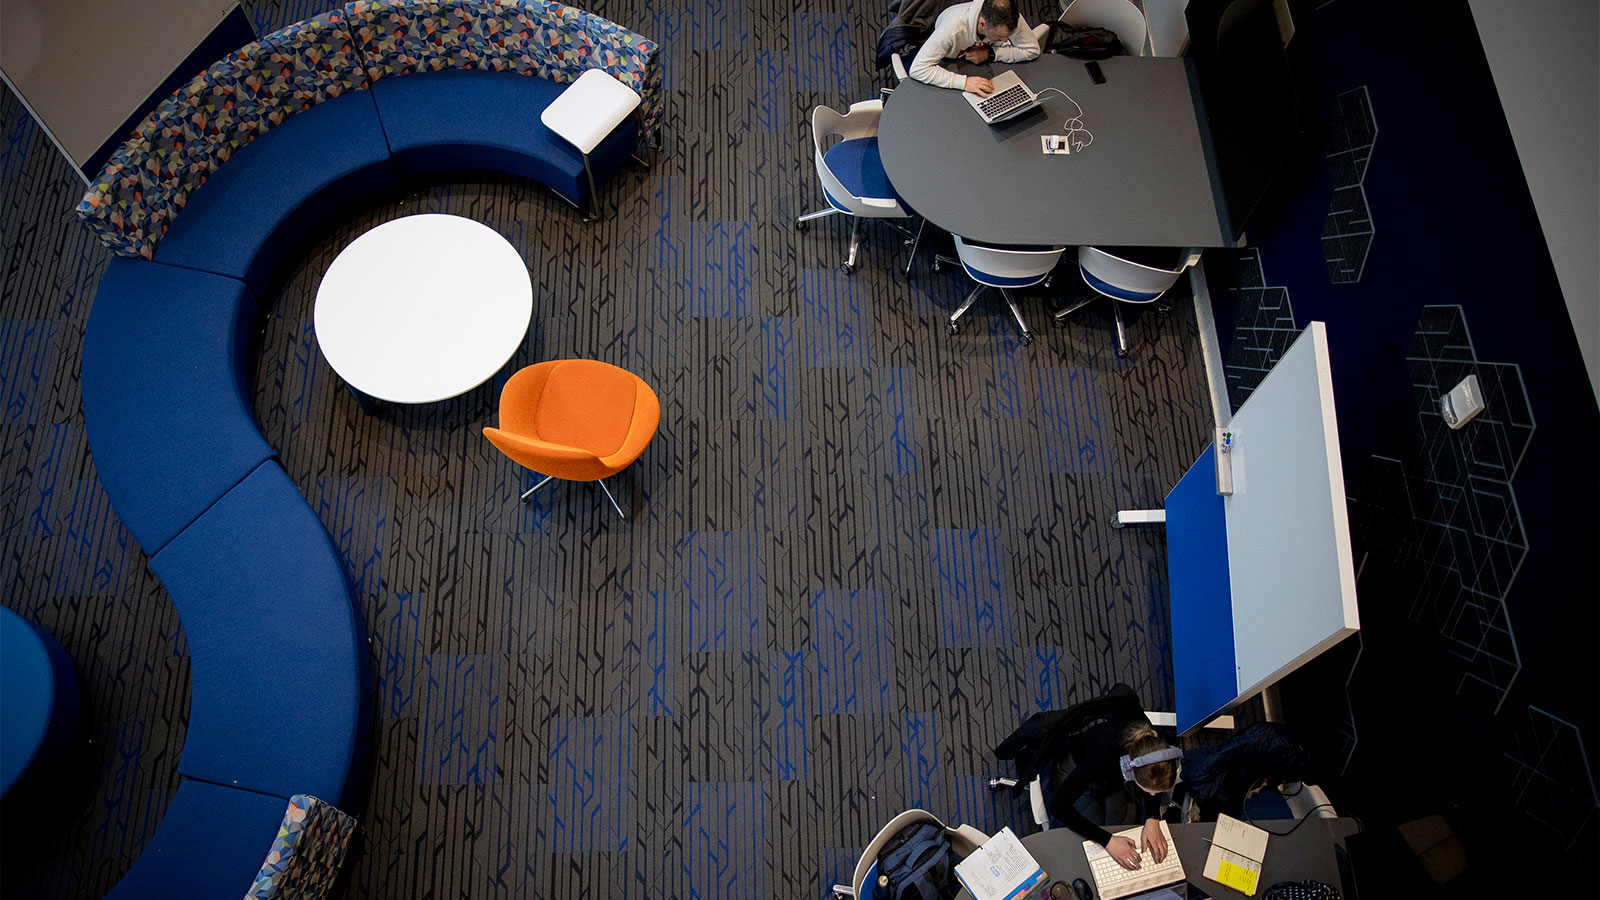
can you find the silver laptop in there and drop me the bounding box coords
[1081,822,1189,900]
[963,69,1047,124]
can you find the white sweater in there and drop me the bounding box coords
[908,1,1042,91]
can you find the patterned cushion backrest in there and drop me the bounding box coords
[77,1,655,259]
[246,794,359,900]
[76,13,370,259]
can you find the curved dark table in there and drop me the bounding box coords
[879,54,1233,248]
[954,819,1361,900]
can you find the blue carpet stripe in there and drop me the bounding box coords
[53,478,130,597]
[791,14,855,95]
[90,721,146,858]
[315,475,389,599]
[547,716,632,853]
[419,653,501,786]
[379,591,423,720]
[0,317,58,425]
[26,422,75,537]
[801,268,872,369]
[772,650,809,780]
[903,713,939,811]
[1038,366,1113,474]
[683,531,761,653]
[812,589,893,715]
[645,587,679,716]
[756,50,788,135]
[683,781,769,900]
[687,222,751,317]
[880,367,919,475]
[933,529,1016,648]
[761,316,795,419]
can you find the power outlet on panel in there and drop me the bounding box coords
[1441,374,1486,429]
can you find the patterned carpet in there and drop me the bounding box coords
[0,1,1216,897]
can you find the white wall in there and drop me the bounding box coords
[0,0,239,168]
[1468,0,1600,402]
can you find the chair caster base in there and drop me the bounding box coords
[796,220,808,233]
[932,258,946,273]
[841,263,855,274]
[1116,348,1129,359]
[1018,332,1032,345]
[947,321,959,335]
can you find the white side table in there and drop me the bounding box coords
[313,214,533,407]
[540,68,642,218]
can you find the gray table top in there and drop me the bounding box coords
[954,818,1360,900]
[878,54,1232,248]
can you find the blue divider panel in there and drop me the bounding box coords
[1166,444,1236,733]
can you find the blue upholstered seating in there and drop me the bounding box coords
[80,258,272,556]
[103,780,292,900]
[373,69,638,208]
[149,461,368,805]
[153,93,397,295]
[820,137,899,212]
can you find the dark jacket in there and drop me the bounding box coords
[875,0,963,69]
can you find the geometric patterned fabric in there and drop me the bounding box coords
[75,0,660,260]
[246,794,359,900]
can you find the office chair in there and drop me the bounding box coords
[934,236,1065,344]
[1053,245,1201,358]
[482,359,660,520]
[1060,0,1149,55]
[797,100,924,276]
[828,809,989,899]
[989,683,1152,832]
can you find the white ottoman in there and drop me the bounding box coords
[540,68,642,218]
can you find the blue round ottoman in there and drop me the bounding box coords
[1,607,81,795]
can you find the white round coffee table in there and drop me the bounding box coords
[314,214,533,405]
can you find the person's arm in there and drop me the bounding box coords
[1137,792,1171,863]
[907,29,971,90]
[994,15,1042,62]
[1045,763,1116,847]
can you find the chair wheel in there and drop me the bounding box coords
[1116,348,1129,359]
[1019,333,1032,345]
[1158,305,1170,318]
[841,262,854,274]
[796,220,808,233]
[947,321,959,335]
[1052,316,1068,329]
[932,258,945,273]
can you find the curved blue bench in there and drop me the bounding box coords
[73,3,660,898]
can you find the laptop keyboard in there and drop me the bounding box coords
[1088,846,1185,899]
[978,84,1030,118]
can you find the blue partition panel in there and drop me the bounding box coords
[1166,444,1236,733]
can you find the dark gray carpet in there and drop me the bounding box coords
[0,1,1216,897]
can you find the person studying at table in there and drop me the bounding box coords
[908,0,1041,96]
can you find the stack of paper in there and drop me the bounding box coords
[1202,814,1269,896]
[954,827,1048,900]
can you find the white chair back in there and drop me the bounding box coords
[811,100,906,219]
[1060,0,1149,56]
[954,236,1065,289]
[1078,245,1197,302]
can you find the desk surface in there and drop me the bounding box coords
[878,54,1231,248]
[955,819,1359,900]
[314,214,532,404]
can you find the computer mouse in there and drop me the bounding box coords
[1071,877,1095,900]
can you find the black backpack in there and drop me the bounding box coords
[874,822,959,900]
[1044,22,1125,58]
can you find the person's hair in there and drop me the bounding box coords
[1123,724,1179,793]
[980,0,1020,31]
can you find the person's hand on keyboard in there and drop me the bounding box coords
[964,75,995,96]
[1106,835,1143,870]
[1140,818,1169,863]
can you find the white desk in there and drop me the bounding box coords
[314,214,532,405]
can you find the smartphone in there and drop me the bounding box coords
[1086,61,1106,84]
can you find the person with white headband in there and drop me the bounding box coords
[1047,720,1183,871]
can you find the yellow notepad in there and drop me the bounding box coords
[1202,814,1269,896]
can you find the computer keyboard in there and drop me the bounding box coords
[978,84,1030,118]
[1086,840,1184,899]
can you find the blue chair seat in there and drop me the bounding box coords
[1081,265,1165,302]
[823,137,900,208]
